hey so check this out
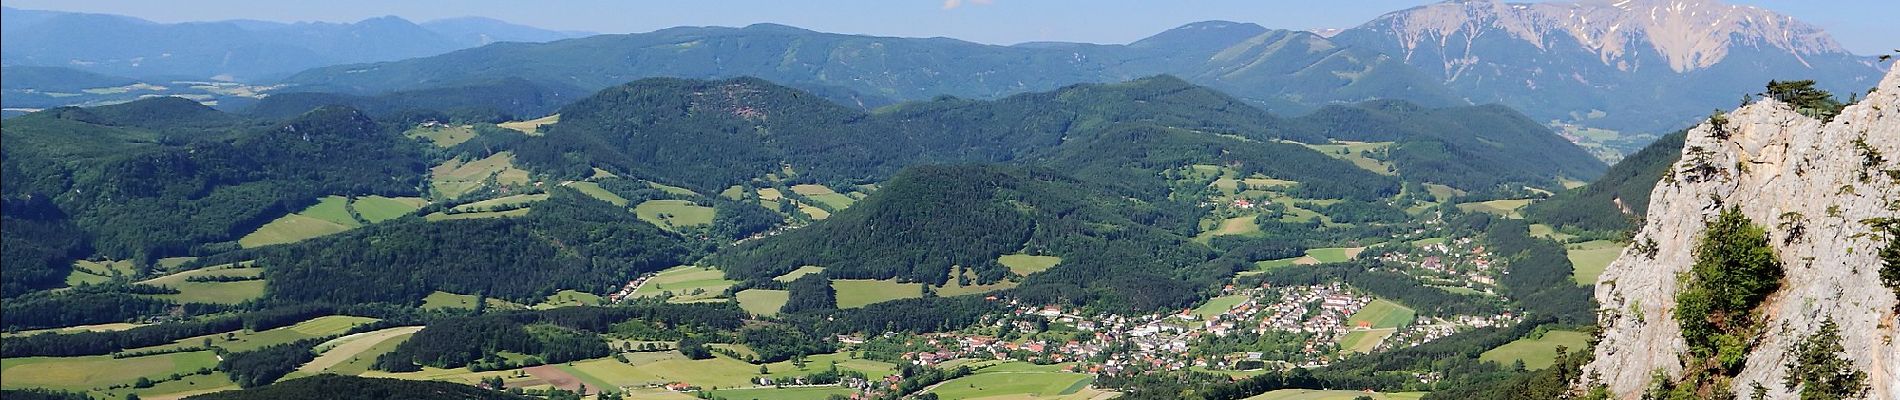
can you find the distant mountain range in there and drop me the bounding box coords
[1330,0,1884,154]
[0,7,592,81]
[280,21,1460,116]
[6,0,1885,158]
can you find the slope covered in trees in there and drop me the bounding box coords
[1289,99,1606,191]
[181,374,529,400]
[246,77,582,122]
[716,164,1225,311]
[1525,130,1688,232]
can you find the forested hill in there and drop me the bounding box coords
[1525,130,1688,232]
[1289,99,1607,190]
[715,164,1225,311]
[246,77,583,122]
[512,75,1396,197]
[279,22,1461,115]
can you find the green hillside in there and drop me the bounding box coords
[1525,130,1688,233]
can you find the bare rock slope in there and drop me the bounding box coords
[1586,68,1900,398]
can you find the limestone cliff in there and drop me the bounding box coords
[1585,68,1900,398]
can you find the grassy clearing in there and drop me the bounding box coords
[1306,247,1365,263]
[1346,299,1415,330]
[533,290,603,309]
[736,289,790,316]
[3,322,147,338]
[719,185,746,200]
[1566,240,1625,285]
[1422,184,1463,202]
[324,332,415,376]
[1339,328,1397,353]
[405,124,477,147]
[552,351,897,390]
[421,291,480,310]
[451,193,549,212]
[631,266,735,302]
[95,370,236,400]
[998,254,1062,276]
[647,181,700,197]
[429,152,533,199]
[137,265,266,305]
[238,210,355,248]
[833,279,921,309]
[424,208,531,221]
[300,196,359,226]
[773,266,826,282]
[1199,216,1263,240]
[935,277,1017,297]
[299,326,424,375]
[796,203,831,220]
[1253,257,1303,272]
[1301,141,1395,175]
[757,187,784,201]
[1195,295,1247,318]
[1455,199,1534,219]
[1528,224,1577,242]
[130,316,378,354]
[1479,330,1593,370]
[634,199,716,230]
[0,351,219,391]
[925,363,1093,399]
[497,114,558,135]
[791,184,855,210]
[710,387,858,400]
[352,196,426,222]
[1247,389,1427,400]
[564,181,629,206]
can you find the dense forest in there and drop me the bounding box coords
[181,374,530,400]
[716,164,1224,311]
[1525,130,1688,233]
[1289,99,1605,191]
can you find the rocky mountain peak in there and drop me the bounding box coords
[1584,68,1900,398]
[1366,0,1852,73]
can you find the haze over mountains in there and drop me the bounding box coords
[0,7,591,81]
[4,0,1884,159]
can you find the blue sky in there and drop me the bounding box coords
[5,0,1892,55]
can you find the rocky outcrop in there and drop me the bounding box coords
[1585,68,1900,398]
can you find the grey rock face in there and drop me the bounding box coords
[1586,67,1900,398]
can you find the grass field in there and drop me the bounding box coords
[534,290,603,309]
[498,114,558,135]
[647,181,700,197]
[1301,141,1395,175]
[94,370,236,400]
[998,254,1062,276]
[925,362,1094,400]
[631,266,736,302]
[299,326,425,375]
[1527,224,1577,242]
[550,351,898,390]
[564,181,629,206]
[1339,328,1397,353]
[137,265,266,305]
[720,185,746,200]
[1346,299,1416,330]
[797,203,831,220]
[709,387,858,400]
[352,196,426,222]
[1479,330,1593,370]
[934,277,1017,298]
[791,184,856,210]
[324,332,416,376]
[1253,257,1303,272]
[1247,389,1426,400]
[424,208,532,221]
[420,291,479,310]
[452,193,549,212]
[736,289,790,316]
[0,351,219,391]
[405,124,476,147]
[757,187,784,201]
[1456,199,1534,219]
[1199,216,1263,241]
[773,266,826,282]
[833,279,922,309]
[1567,240,1625,286]
[1306,247,1365,263]
[430,152,533,199]
[130,315,378,354]
[1195,295,1247,318]
[634,199,716,230]
[3,322,146,338]
[239,196,367,248]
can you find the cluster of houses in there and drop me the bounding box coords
[1375,236,1499,292]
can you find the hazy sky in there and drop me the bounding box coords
[5,0,1893,55]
